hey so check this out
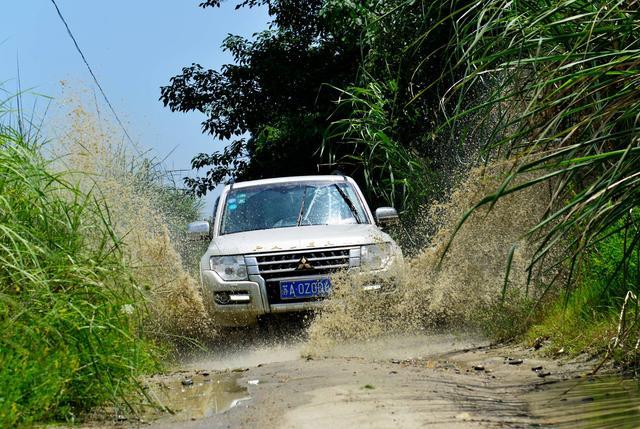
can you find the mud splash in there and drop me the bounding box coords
[47,88,557,357]
[50,92,213,342]
[307,161,554,352]
[526,374,640,428]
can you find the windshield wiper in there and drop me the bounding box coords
[296,186,309,226]
[333,184,362,224]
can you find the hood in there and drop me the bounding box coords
[208,224,391,255]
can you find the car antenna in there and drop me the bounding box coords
[228,177,235,191]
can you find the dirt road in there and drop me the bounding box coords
[136,332,609,429]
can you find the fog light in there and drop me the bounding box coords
[214,292,230,305]
[214,291,250,305]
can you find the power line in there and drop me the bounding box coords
[49,0,136,148]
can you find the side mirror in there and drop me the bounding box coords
[186,221,211,241]
[375,207,399,225]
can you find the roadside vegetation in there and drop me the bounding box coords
[170,0,640,370]
[0,114,158,426]
[0,93,208,426]
[426,0,640,369]
[527,224,639,369]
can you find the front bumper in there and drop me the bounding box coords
[200,264,397,327]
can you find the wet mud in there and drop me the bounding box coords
[525,374,640,428]
[56,313,640,429]
[136,331,640,429]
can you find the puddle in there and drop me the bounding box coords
[146,372,250,421]
[525,374,640,428]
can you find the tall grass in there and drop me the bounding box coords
[527,219,640,368]
[323,81,436,211]
[430,0,640,294]
[0,120,158,425]
[405,0,640,363]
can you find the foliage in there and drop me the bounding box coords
[324,82,436,210]
[164,0,480,212]
[161,0,367,196]
[323,0,480,211]
[0,124,159,426]
[428,0,640,298]
[527,220,639,366]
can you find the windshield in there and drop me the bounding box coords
[220,181,369,235]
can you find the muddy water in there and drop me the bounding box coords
[145,372,249,422]
[124,328,640,429]
[52,99,213,342]
[181,339,305,372]
[526,375,640,428]
[307,161,555,351]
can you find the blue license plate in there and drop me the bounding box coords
[279,278,332,300]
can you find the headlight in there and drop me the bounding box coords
[210,255,248,281]
[361,243,392,271]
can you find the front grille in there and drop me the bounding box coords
[254,247,352,304]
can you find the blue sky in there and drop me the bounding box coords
[1,1,269,205]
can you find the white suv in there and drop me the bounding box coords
[187,175,402,327]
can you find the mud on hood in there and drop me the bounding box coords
[208,224,392,255]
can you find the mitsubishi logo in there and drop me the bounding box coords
[297,256,313,270]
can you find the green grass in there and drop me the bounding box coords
[0,124,159,426]
[526,222,639,366]
[526,301,616,357]
[475,221,640,367]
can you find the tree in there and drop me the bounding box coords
[160,0,368,196]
